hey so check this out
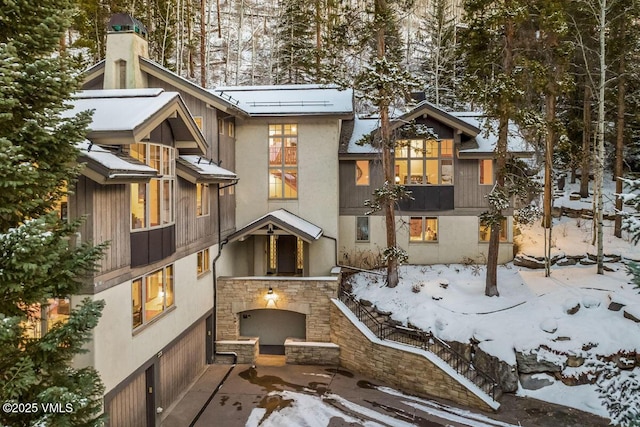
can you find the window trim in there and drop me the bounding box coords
[409,216,439,242]
[268,123,298,199]
[479,218,509,242]
[479,159,494,185]
[132,264,175,330]
[228,121,235,137]
[129,142,175,232]
[196,183,210,217]
[193,116,203,131]
[197,248,210,276]
[395,139,454,186]
[355,160,370,186]
[356,216,370,242]
[218,118,224,134]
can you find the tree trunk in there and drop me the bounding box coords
[595,0,606,275]
[614,46,625,238]
[542,94,555,229]
[200,0,206,87]
[376,0,399,288]
[580,83,591,198]
[543,92,556,276]
[486,4,514,297]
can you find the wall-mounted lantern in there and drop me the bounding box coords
[265,286,277,308]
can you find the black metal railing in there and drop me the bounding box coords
[338,286,500,401]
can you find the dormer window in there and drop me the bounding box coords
[129,142,175,230]
[395,139,453,185]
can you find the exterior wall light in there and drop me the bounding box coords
[265,286,277,308]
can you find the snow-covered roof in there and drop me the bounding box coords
[76,140,158,184]
[176,155,237,183]
[211,85,354,116]
[340,116,381,155]
[227,209,323,243]
[67,89,207,153]
[453,113,534,157]
[69,89,179,132]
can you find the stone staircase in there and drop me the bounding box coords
[339,286,502,402]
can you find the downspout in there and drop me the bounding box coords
[212,179,238,360]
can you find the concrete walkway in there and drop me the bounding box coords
[162,364,610,427]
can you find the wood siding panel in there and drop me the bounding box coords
[105,370,146,427]
[176,177,216,249]
[159,319,206,409]
[146,75,217,159]
[92,182,130,274]
[339,160,383,215]
[454,159,492,208]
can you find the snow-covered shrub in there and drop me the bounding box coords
[618,178,640,292]
[382,246,408,265]
[514,204,542,225]
[592,360,640,426]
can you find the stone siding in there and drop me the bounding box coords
[285,339,340,365]
[217,277,339,342]
[330,303,496,412]
[215,339,258,364]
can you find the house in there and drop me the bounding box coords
[338,103,534,266]
[68,14,532,425]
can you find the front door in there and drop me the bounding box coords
[277,235,297,274]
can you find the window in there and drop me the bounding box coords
[196,183,209,216]
[355,160,370,186]
[219,187,225,197]
[22,298,71,339]
[197,249,210,275]
[268,235,277,272]
[268,124,298,199]
[395,139,453,185]
[228,185,235,195]
[53,182,68,222]
[480,159,494,185]
[409,217,438,242]
[193,116,203,131]
[228,121,235,137]
[479,218,508,242]
[218,118,224,134]
[129,143,174,230]
[356,216,370,241]
[132,264,174,328]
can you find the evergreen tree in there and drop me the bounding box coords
[461,0,529,296]
[415,0,461,109]
[0,1,107,426]
[274,0,317,83]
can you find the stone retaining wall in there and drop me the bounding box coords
[330,302,496,412]
[215,338,258,364]
[284,339,340,365]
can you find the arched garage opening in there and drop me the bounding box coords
[240,309,306,355]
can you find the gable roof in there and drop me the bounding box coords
[82,59,249,118]
[211,85,354,117]
[227,209,323,243]
[339,102,534,158]
[76,140,158,184]
[66,89,207,153]
[397,101,481,136]
[453,113,534,158]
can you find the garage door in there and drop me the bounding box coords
[239,309,305,345]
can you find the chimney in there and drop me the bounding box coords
[103,14,149,90]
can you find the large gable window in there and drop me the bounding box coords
[395,139,453,185]
[268,124,298,199]
[129,143,175,230]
